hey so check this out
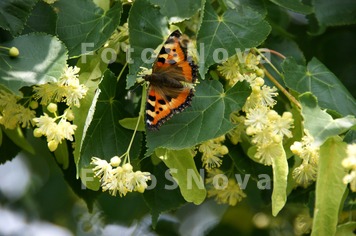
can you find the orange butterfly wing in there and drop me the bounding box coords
[145,30,198,130]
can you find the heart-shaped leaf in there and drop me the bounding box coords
[146,80,251,155]
[54,0,122,57]
[0,34,67,95]
[0,0,37,35]
[197,3,271,76]
[282,57,356,116]
[149,0,201,22]
[300,93,356,147]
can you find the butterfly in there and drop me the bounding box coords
[144,30,198,130]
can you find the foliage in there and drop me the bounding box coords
[1,0,356,234]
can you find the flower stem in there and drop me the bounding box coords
[254,48,301,109]
[117,62,128,82]
[121,84,147,164]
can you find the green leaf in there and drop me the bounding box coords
[311,137,348,236]
[2,126,34,154]
[0,128,21,164]
[149,0,201,22]
[54,0,122,57]
[314,0,356,26]
[23,1,57,35]
[78,70,142,188]
[127,0,169,89]
[155,148,206,205]
[265,36,306,65]
[146,80,251,155]
[300,93,356,146]
[54,141,69,170]
[119,117,145,132]
[225,0,267,17]
[282,57,356,116]
[0,34,68,95]
[335,222,356,236]
[197,2,271,76]
[73,49,107,173]
[142,156,186,228]
[269,0,313,14]
[271,141,288,216]
[0,0,37,35]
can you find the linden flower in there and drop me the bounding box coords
[294,212,313,235]
[207,178,246,206]
[34,65,87,107]
[227,113,245,145]
[33,111,77,152]
[244,106,269,131]
[268,111,294,138]
[342,144,356,192]
[199,136,229,170]
[259,85,278,107]
[290,133,320,188]
[292,162,317,188]
[91,156,151,197]
[291,134,319,165]
[0,91,36,129]
[255,141,282,166]
[217,55,242,85]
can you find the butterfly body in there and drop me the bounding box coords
[144,30,198,130]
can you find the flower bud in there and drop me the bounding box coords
[29,100,39,109]
[110,156,121,167]
[33,128,43,137]
[48,140,58,152]
[9,47,19,57]
[47,103,57,113]
[122,163,133,172]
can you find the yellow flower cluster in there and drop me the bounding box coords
[30,65,88,151]
[218,52,264,87]
[0,91,36,129]
[199,137,247,206]
[33,103,76,152]
[205,169,246,206]
[199,135,228,170]
[290,133,319,188]
[91,156,151,197]
[342,143,356,191]
[219,51,294,166]
[34,65,88,107]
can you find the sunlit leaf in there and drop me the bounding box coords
[155,148,206,204]
[0,34,67,95]
[300,93,356,146]
[271,141,288,216]
[311,137,348,236]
